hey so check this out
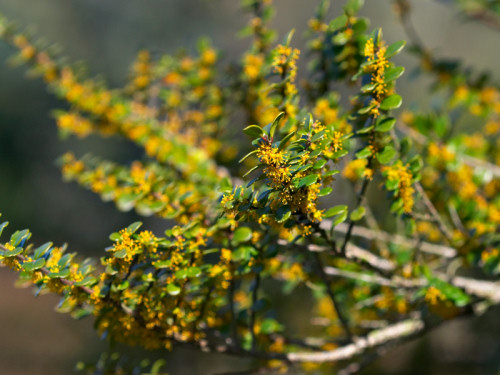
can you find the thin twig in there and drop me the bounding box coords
[312,252,353,341]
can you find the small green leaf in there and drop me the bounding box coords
[344,0,364,14]
[361,83,376,93]
[233,227,253,244]
[385,40,406,58]
[127,222,142,233]
[74,276,97,286]
[109,232,121,241]
[324,169,340,177]
[167,283,181,296]
[187,266,202,278]
[10,229,30,247]
[384,66,405,82]
[278,131,296,150]
[377,146,397,165]
[49,269,70,279]
[243,164,261,178]
[260,318,284,334]
[329,14,348,31]
[380,94,402,111]
[114,249,128,258]
[295,174,318,188]
[239,149,259,163]
[324,205,347,218]
[318,187,333,197]
[34,242,52,259]
[232,246,257,262]
[23,258,45,272]
[311,130,325,142]
[375,117,396,132]
[356,147,372,159]
[243,125,264,139]
[219,177,232,192]
[332,210,348,226]
[276,205,291,223]
[356,125,374,135]
[350,206,366,221]
[313,159,327,169]
[1,246,23,257]
[270,112,285,139]
[0,221,8,237]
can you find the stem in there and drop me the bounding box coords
[250,270,261,351]
[312,251,353,341]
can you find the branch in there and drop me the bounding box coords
[286,318,425,362]
[0,244,95,295]
[325,221,457,258]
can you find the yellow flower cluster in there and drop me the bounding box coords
[272,44,300,97]
[364,38,390,117]
[384,161,415,213]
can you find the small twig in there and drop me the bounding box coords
[250,270,261,351]
[340,173,371,255]
[326,221,458,258]
[0,245,95,295]
[311,252,353,341]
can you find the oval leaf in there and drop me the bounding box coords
[380,94,402,111]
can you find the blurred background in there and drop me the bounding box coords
[0,0,499,374]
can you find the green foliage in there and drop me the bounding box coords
[1,0,500,374]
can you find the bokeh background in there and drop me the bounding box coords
[0,1,499,374]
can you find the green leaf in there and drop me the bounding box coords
[1,246,23,257]
[49,269,70,279]
[0,221,8,237]
[385,40,406,59]
[380,94,402,111]
[318,187,333,197]
[233,227,253,244]
[243,164,260,178]
[153,260,171,269]
[332,210,348,226]
[114,249,128,258]
[23,258,45,272]
[350,206,366,221]
[295,174,318,188]
[34,242,52,259]
[324,169,340,177]
[243,125,264,138]
[330,14,348,31]
[167,283,181,296]
[361,83,376,93]
[356,125,374,135]
[377,146,397,165]
[109,232,121,241]
[260,318,284,334]
[276,205,291,223]
[344,0,364,14]
[10,229,30,247]
[313,159,327,169]
[278,131,295,150]
[270,112,285,139]
[324,205,347,218]
[375,117,396,132]
[311,130,325,142]
[187,266,201,278]
[356,147,372,159]
[232,245,257,262]
[219,177,232,193]
[74,276,97,287]
[239,149,259,163]
[384,66,405,82]
[127,222,142,233]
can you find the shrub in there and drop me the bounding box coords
[0,0,499,373]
